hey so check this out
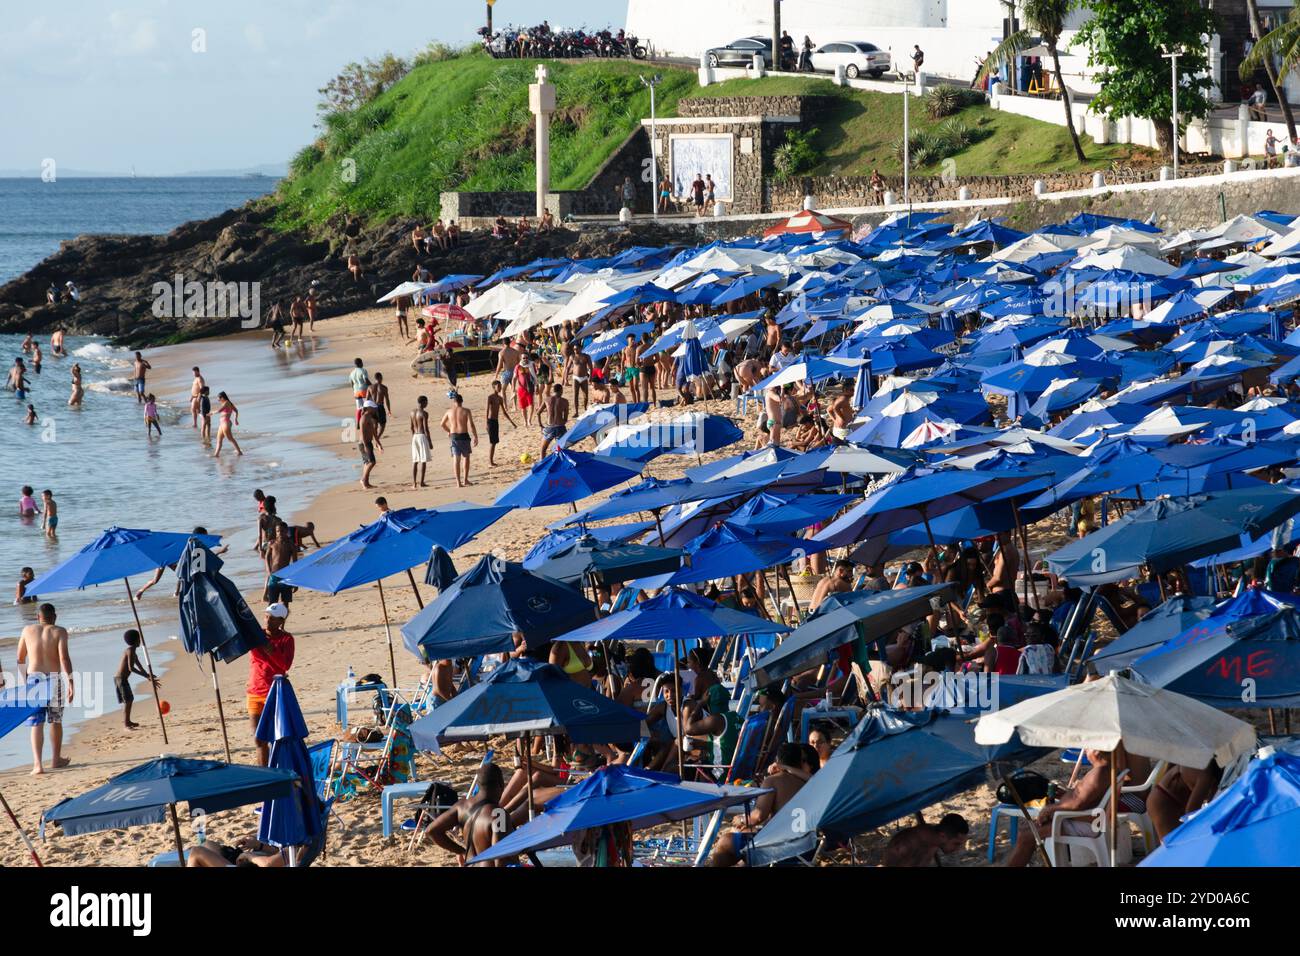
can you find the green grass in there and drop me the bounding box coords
[274,51,696,230]
[686,77,1153,177]
[273,54,1156,232]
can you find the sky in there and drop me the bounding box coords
[0,1,626,175]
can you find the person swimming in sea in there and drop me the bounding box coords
[68,363,83,407]
[41,490,57,539]
[7,358,29,400]
[144,393,162,438]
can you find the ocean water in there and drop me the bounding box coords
[0,176,278,284]
[0,332,353,768]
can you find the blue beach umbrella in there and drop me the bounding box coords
[402,555,596,660]
[747,583,954,687]
[747,709,1045,865]
[255,675,323,854]
[495,449,643,509]
[26,526,222,744]
[583,322,657,361]
[553,585,788,645]
[724,491,859,536]
[42,757,299,858]
[469,765,765,865]
[530,535,683,589]
[176,537,268,762]
[1132,605,1300,706]
[1140,748,1300,866]
[522,521,657,568]
[633,523,831,590]
[0,682,49,864]
[558,402,651,447]
[594,413,744,465]
[409,659,647,754]
[274,505,509,594]
[1088,595,1218,675]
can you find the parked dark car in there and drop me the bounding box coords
[704,36,774,69]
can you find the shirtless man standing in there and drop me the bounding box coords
[358,405,381,490]
[620,334,642,403]
[708,743,813,866]
[540,383,570,457]
[441,392,478,488]
[763,384,784,447]
[495,340,523,409]
[827,382,855,444]
[189,367,206,428]
[16,603,73,775]
[428,763,515,866]
[132,351,152,405]
[410,395,432,488]
[989,531,1021,594]
[367,373,392,438]
[570,349,593,414]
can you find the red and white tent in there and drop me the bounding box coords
[762,209,853,239]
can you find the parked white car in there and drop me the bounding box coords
[810,41,891,79]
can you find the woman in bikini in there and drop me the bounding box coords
[214,391,243,457]
[68,364,83,407]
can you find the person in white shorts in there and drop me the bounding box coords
[410,395,432,489]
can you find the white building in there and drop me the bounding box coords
[627,0,1094,90]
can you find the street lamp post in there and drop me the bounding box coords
[641,73,662,219]
[1162,50,1181,179]
[903,80,910,204]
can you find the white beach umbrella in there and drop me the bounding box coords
[974,673,1255,769]
[465,280,529,319]
[376,281,434,303]
[1068,247,1175,276]
[1079,226,1163,252]
[988,232,1090,263]
[498,288,574,338]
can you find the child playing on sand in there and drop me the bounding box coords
[144,394,162,437]
[116,629,158,730]
[41,490,57,538]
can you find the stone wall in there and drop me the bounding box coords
[764,162,1228,211]
[646,118,789,215]
[677,95,808,119]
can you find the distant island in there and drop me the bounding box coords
[0,163,287,179]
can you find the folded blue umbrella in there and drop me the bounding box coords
[43,758,297,840]
[27,526,222,595]
[402,555,596,660]
[1140,748,1300,866]
[274,504,509,594]
[747,709,1045,865]
[424,545,458,591]
[553,585,788,645]
[256,675,323,849]
[470,765,765,865]
[176,538,267,663]
[495,449,643,508]
[409,659,647,752]
[633,523,831,589]
[1132,605,1300,706]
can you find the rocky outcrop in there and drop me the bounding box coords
[0,202,690,348]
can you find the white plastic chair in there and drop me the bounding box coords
[1046,769,1130,867]
[1117,761,1165,856]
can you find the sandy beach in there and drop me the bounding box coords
[0,307,1077,867]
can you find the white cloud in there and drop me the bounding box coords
[107,11,161,55]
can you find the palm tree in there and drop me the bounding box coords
[1242,0,1299,146]
[979,0,1086,163]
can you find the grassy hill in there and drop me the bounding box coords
[275,54,697,230]
[684,77,1152,177]
[273,52,1153,231]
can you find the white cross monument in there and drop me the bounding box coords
[529,63,556,219]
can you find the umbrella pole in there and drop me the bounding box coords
[210,653,232,763]
[673,639,686,784]
[779,564,805,624]
[0,790,42,866]
[1109,752,1118,867]
[759,570,783,623]
[377,579,399,688]
[124,579,169,744]
[406,569,425,610]
[521,734,536,821]
[1011,503,1040,608]
[653,509,667,547]
[1000,775,1052,867]
[168,803,185,861]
